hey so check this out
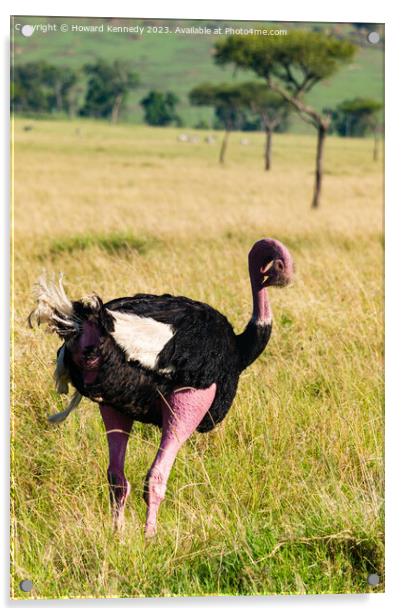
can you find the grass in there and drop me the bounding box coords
[42,232,157,260]
[11,17,384,128]
[11,118,384,598]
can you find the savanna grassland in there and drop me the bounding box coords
[11,118,384,599]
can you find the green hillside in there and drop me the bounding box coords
[11,17,384,131]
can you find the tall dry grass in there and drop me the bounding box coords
[11,119,383,598]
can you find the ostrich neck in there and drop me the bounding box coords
[236,267,273,371]
[251,275,272,325]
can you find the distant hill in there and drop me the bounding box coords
[11,17,384,131]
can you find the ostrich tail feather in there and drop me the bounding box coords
[48,390,82,423]
[29,273,79,338]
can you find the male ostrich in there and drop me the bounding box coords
[30,238,294,537]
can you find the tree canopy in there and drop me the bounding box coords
[238,82,290,130]
[328,97,383,137]
[215,31,356,96]
[140,91,182,127]
[80,60,139,121]
[12,61,77,114]
[189,82,248,130]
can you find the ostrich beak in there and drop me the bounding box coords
[261,260,275,284]
[261,260,274,274]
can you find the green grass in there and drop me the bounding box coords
[11,119,384,598]
[11,17,384,129]
[42,232,157,260]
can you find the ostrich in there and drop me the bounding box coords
[29,238,294,537]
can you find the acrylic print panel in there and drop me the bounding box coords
[10,15,384,599]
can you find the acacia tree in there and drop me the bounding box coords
[189,83,247,164]
[328,97,383,161]
[214,32,356,207]
[240,82,290,170]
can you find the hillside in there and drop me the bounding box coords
[11,17,384,130]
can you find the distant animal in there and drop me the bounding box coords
[23,125,33,132]
[29,238,294,537]
[177,134,189,142]
[240,138,250,146]
[205,135,216,144]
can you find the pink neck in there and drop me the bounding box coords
[250,271,272,325]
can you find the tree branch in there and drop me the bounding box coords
[266,114,283,130]
[283,63,301,92]
[267,77,329,129]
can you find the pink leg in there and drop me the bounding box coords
[100,404,134,531]
[143,383,216,537]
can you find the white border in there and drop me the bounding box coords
[2,1,390,22]
[2,1,399,614]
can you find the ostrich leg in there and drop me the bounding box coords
[100,404,134,531]
[144,383,217,538]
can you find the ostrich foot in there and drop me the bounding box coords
[143,469,166,538]
[144,524,157,539]
[111,479,131,532]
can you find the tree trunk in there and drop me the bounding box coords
[264,127,273,171]
[373,125,379,162]
[67,93,76,119]
[111,93,123,124]
[312,124,327,209]
[219,129,230,165]
[55,82,63,113]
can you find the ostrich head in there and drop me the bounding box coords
[248,238,294,289]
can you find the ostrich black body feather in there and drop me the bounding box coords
[62,293,272,433]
